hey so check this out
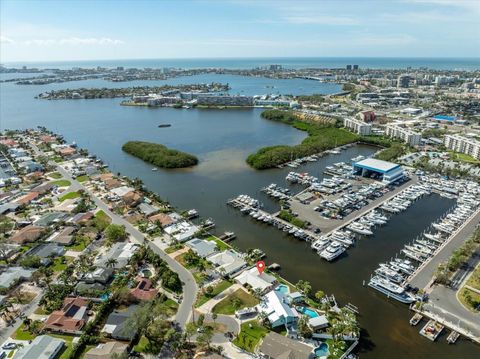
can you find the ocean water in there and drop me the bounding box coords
[4,57,480,71]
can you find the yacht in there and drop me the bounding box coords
[320,241,346,261]
[311,238,330,251]
[393,258,416,274]
[347,222,373,236]
[424,232,444,243]
[368,276,416,304]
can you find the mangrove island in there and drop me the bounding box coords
[122,141,199,168]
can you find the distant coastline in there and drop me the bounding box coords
[4,56,480,71]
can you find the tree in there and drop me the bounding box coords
[315,290,325,303]
[212,313,218,327]
[20,255,42,268]
[197,325,214,349]
[106,258,118,268]
[105,224,127,244]
[297,315,312,338]
[295,280,312,297]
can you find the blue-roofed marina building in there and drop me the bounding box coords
[352,158,404,184]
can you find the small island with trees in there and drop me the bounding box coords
[122,141,199,169]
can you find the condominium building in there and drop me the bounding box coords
[385,125,422,146]
[444,135,480,160]
[344,118,372,135]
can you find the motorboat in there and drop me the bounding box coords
[320,241,346,261]
[368,276,416,304]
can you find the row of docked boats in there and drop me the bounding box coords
[286,171,319,185]
[380,184,431,213]
[228,194,317,241]
[261,183,291,201]
[311,229,354,261]
[283,155,320,168]
[368,193,479,304]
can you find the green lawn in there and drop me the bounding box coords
[206,235,231,251]
[134,335,149,353]
[50,257,72,272]
[212,288,259,315]
[165,244,184,254]
[34,306,48,315]
[12,323,36,340]
[195,279,233,307]
[59,191,81,202]
[449,151,480,165]
[49,172,62,179]
[65,236,92,252]
[193,271,208,284]
[76,175,89,182]
[458,264,480,312]
[51,179,71,187]
[163,298,179,316]
[233,320,269,353]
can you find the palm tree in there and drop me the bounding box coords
[106,258,118,268]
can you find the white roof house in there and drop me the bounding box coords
[208,249,247,277]
[13,335,65,359]
[164,221,199,243]
[257,289,299,329]
[235,266,276,292]
[96,242,138,268]
[309,314,329,330]
[186,238,217,258]
[110,186,134,197]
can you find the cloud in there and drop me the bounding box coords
[0,35,15,44]
[404,0,480,13]
[284,15,359,26]
[23,37,125,46]
[354,34,416,46]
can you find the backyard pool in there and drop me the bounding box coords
[297,306,319,318]
[275,284,289,294]
[314,342,330,358]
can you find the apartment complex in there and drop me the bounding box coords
[385,125,422,146]
[344,118,372,135]
[444,135,480,160]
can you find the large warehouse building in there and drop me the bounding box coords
[352,158,404,184]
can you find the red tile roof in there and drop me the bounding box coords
[44,297,89,333]
[130,276,158,301]
[15,191,40,205]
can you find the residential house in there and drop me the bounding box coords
[68,211,94,225]
[186,238,217,258]
[14,191,40,205]
[12,335,65,359]
[122,191,142,207]
[130,276,158,302]
[258,332,313,359]
[96,242,138,269]
[208,249,247,277]
[257,289,299,329]
[163,221,200,243]
[34,212,67,227]
[51,227,76,246]
[102,305,138,341]
[9,225,44,244]
[84,341,129,359]
[138,202,159,217]
[28,243,65,265]
[235,267,276,293]
[0,267,34,290]
[309,315,329,331]
[44,297,89,334]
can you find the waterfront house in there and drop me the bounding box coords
[257,289,299,329]
[309,315,329,331]
[138,202,159,217]
[208,249,247,277]
[84,341,128,359]
[12,335,65,359]
[258,332,313,359]
[147,212,181,227]
[163,220,200,243]
[235,266,277,293]
[44,297,89,334]
[9,225,44,244]
[186,238,217,258]
[121,190,142,207]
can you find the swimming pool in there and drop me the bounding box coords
[314,342,329,357]
[297,306,319,318]
[275,284,289,294]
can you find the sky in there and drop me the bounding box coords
[1,0,480,63]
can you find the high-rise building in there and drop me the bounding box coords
[344,118,372,135]
[353,64,359,70]
[385,125,421,146]
[444,135,480,160]
[397,74,412,88]
[346,65,352,71]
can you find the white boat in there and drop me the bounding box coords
[320,241,345,261]
[311,238,330,251]
[347,222,373,236]
[369,276,416,304]
[424,232,444,243]
[392,259,416,274]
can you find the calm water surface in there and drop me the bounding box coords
[0,74,478,358]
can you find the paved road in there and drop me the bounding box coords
[0,290,43,345]
[31,144,198,329]
[409,209,480,289]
